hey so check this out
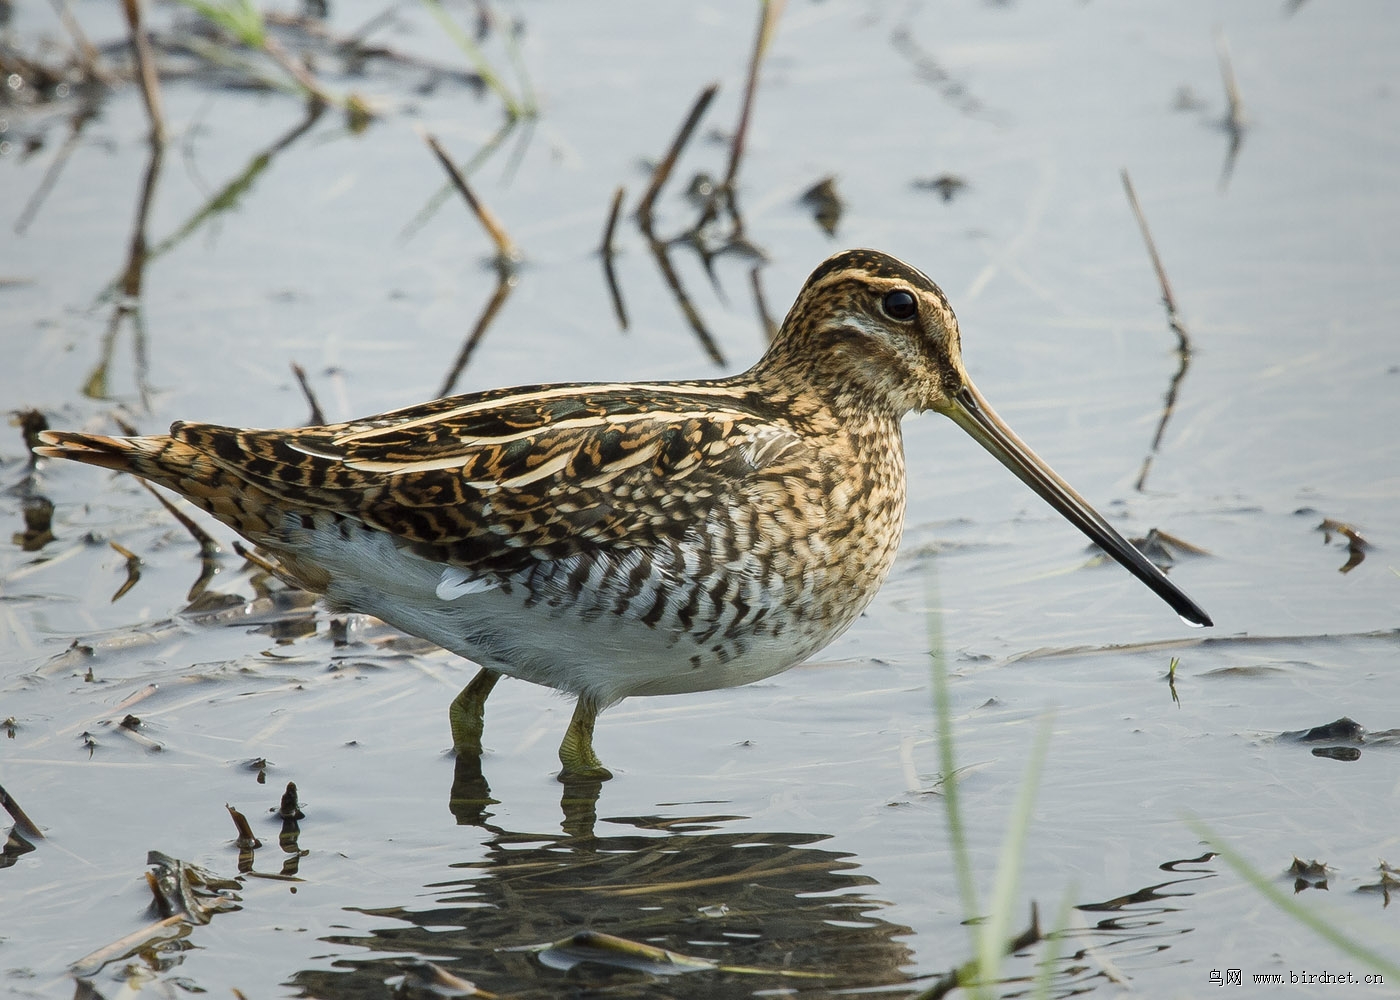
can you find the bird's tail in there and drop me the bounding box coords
[35,429,288,546]
[36,430,217,491]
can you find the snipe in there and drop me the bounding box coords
[38,249,1211,780]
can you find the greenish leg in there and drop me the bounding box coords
[557,696,613,782]
[449,667,500,755]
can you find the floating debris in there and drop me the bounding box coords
[245,757,272,783]
[1288,857,1331,893]
[1312,746,1361,762]
[913,173,967,202]
[226,804,262,850]
[1282,716,1368,761]
[1317,518,1369,573]
[146,849,243,923]
[277,781,305,821]
[1290,717,1365,744]
[1086,527,1209,571]
[391,960,495,998]
[71,852,242,979]
[13,494,55,551]
[13,407,50,459]
[1357,862,1400,907]
[799,175,842,236]
[528,929,826,978]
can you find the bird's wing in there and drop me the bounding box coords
[172,383,828,577]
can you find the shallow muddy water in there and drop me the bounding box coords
[3,1,1399,997]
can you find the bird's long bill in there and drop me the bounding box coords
[944,381,1213,628]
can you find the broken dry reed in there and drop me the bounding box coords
[636,83,720,233]
[290,361,327,425]
[424,131,521,266]
[1213,29,1247,189]
[1120,169,1190,355]
[108,540,143,601]
[1121,168,1197,492]
[70,916,188,979]
[1215,29,1246,136]
[122,0,166,144]
[48,0,107,83]
[226,804,261,849]
[723,0,784,194]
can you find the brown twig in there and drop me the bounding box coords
[599,184,625,257]
[712,0,785,233]
[0,783,45,840]
[749,264,778,341]
[423,132,522,268]
[599,186,630,331]
[109,541,143,602]
[644,237,725,367]
[636,83,719,233]
[437,272,517,397]
[290,362,327,425]
[122,0,166,145]
[140,481,221,557]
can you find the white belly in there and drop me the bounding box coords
[291,518,857,707]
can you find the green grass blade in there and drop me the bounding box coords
[419,0,525,119]
[176,0,265,48]
[978,710,1052,988]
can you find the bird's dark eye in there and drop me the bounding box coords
[882,289,917,321]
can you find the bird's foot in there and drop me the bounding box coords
[448,667,500,755]
[557,696,613,782]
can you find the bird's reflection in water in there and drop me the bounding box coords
[290,757,916,998]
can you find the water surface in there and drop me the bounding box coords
[3,2,1399,997]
